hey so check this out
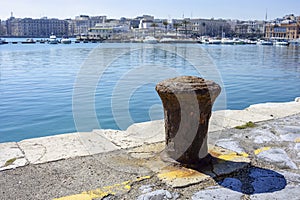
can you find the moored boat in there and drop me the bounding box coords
[21,38,36,44]
[221,38,235,45]
[60,36,72,44]
[257,39,273,45]
[199,37,221,44]
[49,34,58,44]
[273,39,289,46]
[143,36,158,44]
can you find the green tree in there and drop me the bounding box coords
[173,23,180,37]
[163,21,168,34]
[202,22,206,36]
[182,19,190,38]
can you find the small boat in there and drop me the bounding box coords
[257,39,273,45]
[200,37,221,44]
[160,38,177,43]
[273,39,289,46]
[49,34,58,44]
[38,39,46,44]
[233,38,246,45]
[221,38,235,45]
[208,38,222,44]
[21,38,36,44]
[61,36,72,44]
[143,36,158,44]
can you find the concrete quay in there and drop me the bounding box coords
[0,98,299,199]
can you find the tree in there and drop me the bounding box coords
[173,23,180,37]
[150,23,158,37]
[182,19,190,38]
[163,21,168,34]
[202,22,206,36]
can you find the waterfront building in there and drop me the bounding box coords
[265,14,300,40]
[0,19,7,36]
[234,20,265,38]
[5,16,68,37]
[172,18,231,37]
[88,19,130,40]
[70,15,107,36]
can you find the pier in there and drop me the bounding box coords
[1,99,299,199]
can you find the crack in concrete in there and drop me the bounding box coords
[33,143,47,163]
[16,142,29,165]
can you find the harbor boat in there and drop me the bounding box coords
[49,34,58,44]
[257,39,273,45]
[233,38,246,45]
[143,36,158,44]
[21,38,36,44]
[273,39,289,46]
[244,39,257,45]
[221,38,235,45]
[160,37,176,43]
[199,37,221,44]
[60,36,72,44]
[208,38,222,44]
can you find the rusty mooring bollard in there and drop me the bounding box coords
[155,76,221,164]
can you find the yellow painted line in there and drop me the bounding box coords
[254,147,271,155]
[239,152,249,157]
[53,176,150,200]
[157,167,198,180]
[294,138,300,143]
[217,152,249,161]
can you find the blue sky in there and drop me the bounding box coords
[1,0,299,20]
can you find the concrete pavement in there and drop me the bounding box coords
[0,98,299,199]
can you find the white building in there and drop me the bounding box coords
[88,20,130,39]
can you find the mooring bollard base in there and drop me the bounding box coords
[156,76,221,165]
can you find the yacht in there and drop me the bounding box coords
[143,36,158,44]
[61,36,72,44]
[49,34,58,44]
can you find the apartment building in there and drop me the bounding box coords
[265,14,300,39]
[6,17,68,37]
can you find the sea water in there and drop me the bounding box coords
[0,42,299,142]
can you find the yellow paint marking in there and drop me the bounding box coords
[294,138,300,143]
[158,166,199,180]
[53,176,150,200]
[254,147,271,155]
[239,152,249,157]
[217,152,249,161]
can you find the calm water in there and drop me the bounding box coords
[0,42,299,142]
